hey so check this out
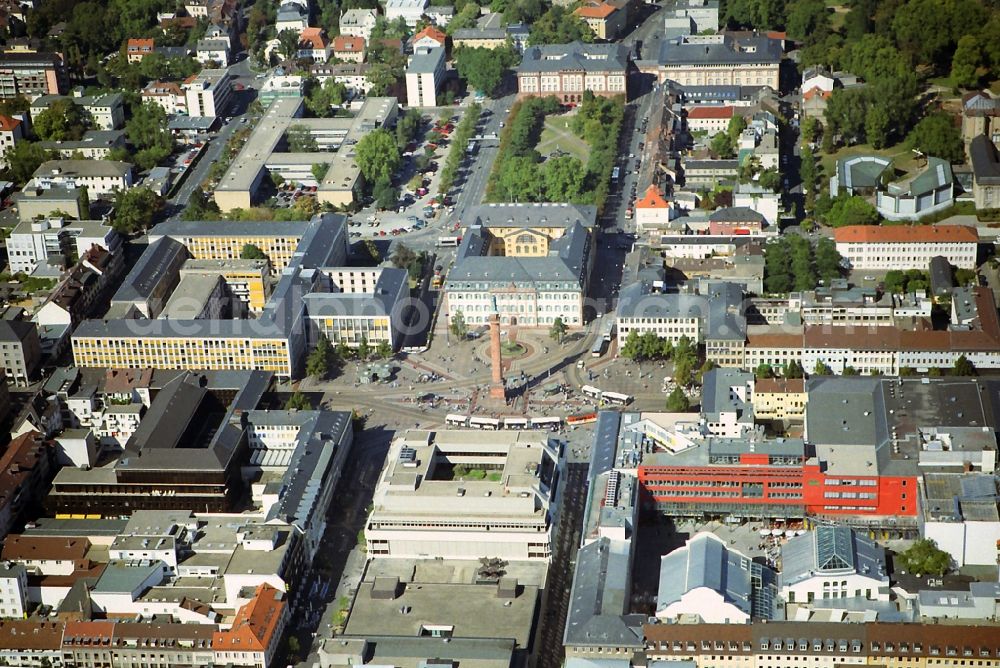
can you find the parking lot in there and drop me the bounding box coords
[346,114,463,243]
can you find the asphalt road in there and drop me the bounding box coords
[451,93,516,225]
[284,426,394,665]
[535,463,589,668]
[165,56,260,218]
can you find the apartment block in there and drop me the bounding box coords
[179,258,271,312]
[0,432,51,539]
[46,372,270,517]
[159,216,345,271]
[183,68,234,118]
[0,562,27,619]
[74,215,352,378]
[141,80,187,115]
[750,378,805,422]
[384,0,429,27]
[405,46,445,108]
[7,216,120,275]
[0,319,41,385]
[0,114,23,168]
[31,160,133,197]
[615,281,746,367]
[0,52,68,97]
[12,186,88,223]
[36,130,127,159]
[213,96,398,211]
[30,92,125,131]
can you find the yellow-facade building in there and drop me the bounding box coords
[487,225,571,257]
[71,329,293,377]
[751,377,806,421]
[180,258,271,312]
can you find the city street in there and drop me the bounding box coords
[289,426,393,664]
[165,56,260,217]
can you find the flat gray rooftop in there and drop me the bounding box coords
[345,579,539,646]
[215,96,397,197]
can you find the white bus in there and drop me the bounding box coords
[502,417,529,430]
[437,236,461,247]
[530,417,562,431]
[601,391,633,406]
[445,414,469,427]
[469,416,501,430]
[590,337,607,357]
[581,385,603,400]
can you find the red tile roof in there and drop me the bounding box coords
[802,88,832,101]
[687,106,734,119]
[414,25,446,45]
[127,38,155,51]
[212,584,285,653]
[143,80,183,96]
[746,332,803,348]
[0,114,20,132]
[575,1,616,18]
[160,16,198,29]
[63,620,115,644]
[299,27,329,50]
[833,225,979,244]
[0,621,64,650]
[754,378,804,393]
[377,38,403,52]
[2,534,91,563]
[636,185,670,209]
[333,35,365,53]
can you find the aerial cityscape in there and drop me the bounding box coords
[0,0,999,665]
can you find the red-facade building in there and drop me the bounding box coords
[638,452,918,523]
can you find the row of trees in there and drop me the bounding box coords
[572,93,625,213]
[763,236,843,294]
[813,355,976,379]
[486,95,561,201]
[440,103,481,193]
[755,360,805,379]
